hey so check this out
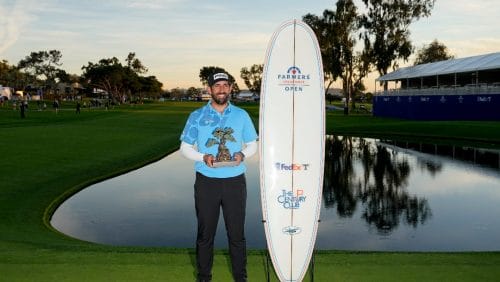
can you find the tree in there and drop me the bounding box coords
[240,64,263,94]
[0,59,30,90]
[82,57,126,100]
[360,0,435,82]
[125,52,148,74]
[170,87,185,100]
[81,54,161,101]
[413,39,454,65]
[186,87,200,100]
[332,0,370,111]
[304,0,370,112]
[55,69,71,84]
[0,60,14,86]
[17,50,64,93]
[139,76,163,99]
[303,11,339,93]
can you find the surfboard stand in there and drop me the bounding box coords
[309,249,316,281]
[263,249,317,282]
[263,249,318,281]
[262,221,321,281]
[262,219,271,282]
[309,219,321,281]
[265,249,271,282]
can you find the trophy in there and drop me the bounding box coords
[206,127,239,167]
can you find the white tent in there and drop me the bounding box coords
[0,85,13,100]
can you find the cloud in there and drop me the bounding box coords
[126,0,181,10]
[0,0,40,55]
[448,38,500,58]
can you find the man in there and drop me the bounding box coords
[180,71,258,282]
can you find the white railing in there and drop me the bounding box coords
[376,85,500,96]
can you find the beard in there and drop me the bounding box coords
[211,92,230,105]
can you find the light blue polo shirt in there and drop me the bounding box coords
[180,102,258,178]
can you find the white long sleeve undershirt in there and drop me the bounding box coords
[180,140,258,162]
[180,142,204,162]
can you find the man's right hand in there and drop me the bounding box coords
[203,154,215,167]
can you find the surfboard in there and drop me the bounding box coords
[259,19,325,282]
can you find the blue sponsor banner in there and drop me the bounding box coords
[373,93,500,120]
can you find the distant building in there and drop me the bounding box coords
[199,89,211,101]
[55,82,85,97]
[326,88,343,100]
[235,90,259,101]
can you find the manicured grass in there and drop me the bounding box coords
[1,101,500,281]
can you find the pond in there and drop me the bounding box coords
[51,136,500,251]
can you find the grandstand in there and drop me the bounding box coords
[373,52,500,120]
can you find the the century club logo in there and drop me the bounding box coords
[277,189,306,209]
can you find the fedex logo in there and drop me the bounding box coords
[275,162,310,171]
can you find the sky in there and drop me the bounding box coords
[1,0,500,92]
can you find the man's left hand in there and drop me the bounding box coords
[233,152,245,165]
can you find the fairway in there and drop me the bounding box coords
[1,101,500,281]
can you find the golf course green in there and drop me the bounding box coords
[1,101,500,281]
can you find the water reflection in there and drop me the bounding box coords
[323,136,432,235]
[51,136,500,251]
